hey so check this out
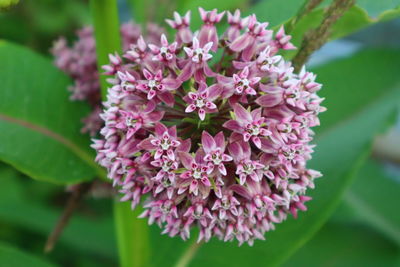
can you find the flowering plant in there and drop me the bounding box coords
[86,8,325,245]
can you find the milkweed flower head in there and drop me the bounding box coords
[92,8,325,246]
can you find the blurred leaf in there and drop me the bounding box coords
[282,2,400,58]
[332,158,400,246]
[0,167,117,259]
[0,41,104,184]
[248,0,306,27]
[177,49,400,267]
[0,241,56,267]
[357,0,400,18]
[0,0,19,9]
[283,223,400,267]
[114,201,150,267]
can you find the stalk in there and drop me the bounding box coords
[90,0,122,97]
[89,1,150,266]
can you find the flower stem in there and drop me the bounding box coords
[292,0,355,72]
[89,0,122,98]
[174,241,203,267]
[114,201,151,267]
[89,1,150,267]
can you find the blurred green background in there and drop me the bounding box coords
[0,0,400,266]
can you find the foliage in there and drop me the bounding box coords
[0,0,400,266]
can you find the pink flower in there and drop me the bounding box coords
[136,69,181,104]
[198,7,225,51]
[139,123,181,160]
[256,46,282,72]
[226,9,248,42]
[148,34,177,62]
[229,14,272,60]
[178,150,213,198]
[218,67,260,101]
[272,26,296,52]
[84,9,326,246]
[229,141,264,185]
[166,11,192,45]
[179,37,215,82]
[184,82,221,120]
[201,131,232,175]
[223,104,271,148]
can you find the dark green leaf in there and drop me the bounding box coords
[0,159,116,259]
[0,41,104,184]
[283,223,400,267]
[0,242,56,267]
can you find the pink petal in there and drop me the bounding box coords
[256,94,283,107]
[178,152,194,169]
[198,109,206,120]
[201,131,216,152]
[223,120,242,132]
[234,104,252,123]
[185,104,196,113]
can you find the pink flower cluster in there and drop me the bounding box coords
[92,9,325,245]
[51,22,165,136]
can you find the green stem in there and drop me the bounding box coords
[114,201,151,267]
[89,1,150,267]
[174,241,203,267]
[89,0,122,98]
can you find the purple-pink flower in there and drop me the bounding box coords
[78,8,326,246]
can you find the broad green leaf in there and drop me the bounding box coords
[0,165,116,259]
[173,49,400,267]
[332,158,400,246]
[0,242,56,267]
[283,3,400,58]
[114,201,150,267]
[0,41,104,184]
[283,223,400,267]
[248,0,306,27]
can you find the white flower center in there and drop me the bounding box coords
[125,117,136,127]
[160,47,168,54]
[160,139,171,150]
[193,169,202,179]
[196,98,205,108]
[148,80,157,88]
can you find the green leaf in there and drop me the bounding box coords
[332,158,400,246]
[0,41,104,184]
[0,167,117,259]
[171,49,400,267]
[114,201,150,267]
[0,242,56,267]
[248,0,306,27]
[283,2,400,59]
[283,223,400,267]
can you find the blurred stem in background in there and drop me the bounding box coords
[89,1,150,266]
[292,0,355,71]
[89,0,121,98]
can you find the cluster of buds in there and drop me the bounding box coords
[51,22,165,136]
[91,8,325,245]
